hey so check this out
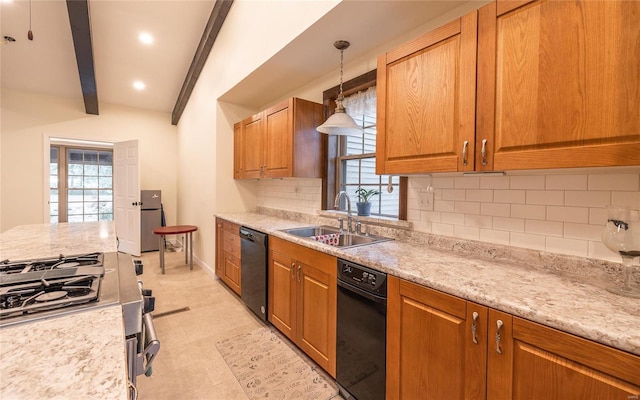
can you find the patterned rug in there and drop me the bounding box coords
[216,327,340,400]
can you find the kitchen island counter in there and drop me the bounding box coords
[0,305,128,400]
[216,211,640,357]
[0,222,128,400]
[0,221,117,260]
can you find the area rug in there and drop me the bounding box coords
[216,327,340,400]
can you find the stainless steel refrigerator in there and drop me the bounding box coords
[141,190,162,252]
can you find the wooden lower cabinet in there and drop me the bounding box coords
[214,218,241,295]
[387,276,640,400]
[488,310,640,400]
[268,236,337,377]
[386,276,487,399]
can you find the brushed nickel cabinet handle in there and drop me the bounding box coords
[495,319,504,354]
[462,140,469,166]
[481,138,488,166]
[471,311,479,344]
[297,264,301,282]
[291,262,295,279]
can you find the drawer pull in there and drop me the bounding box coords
[481,138,488,166]
[462,140,469,166]
[471,311,479,344]
[495,319,504,354]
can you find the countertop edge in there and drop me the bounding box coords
[216,212,640,357]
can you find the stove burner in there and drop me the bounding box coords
[56,262,80,269]
[35,291,68,302]
[0,253,103,276]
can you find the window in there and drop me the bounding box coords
[50,145,114,223]
[338,88,400,217]
[323,70,407,219]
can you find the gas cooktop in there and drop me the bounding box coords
[0,253,108,323]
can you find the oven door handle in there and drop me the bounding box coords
[137,312,160,377]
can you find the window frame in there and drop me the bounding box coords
[50,144,114,224]
[321,70,407,220]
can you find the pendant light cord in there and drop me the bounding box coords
[339,48,344,98]
[28,0,33,40]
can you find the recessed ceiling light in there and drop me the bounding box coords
[133,81,146,90]
[138,32,153,45]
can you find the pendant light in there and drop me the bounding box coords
[317,40,362,136]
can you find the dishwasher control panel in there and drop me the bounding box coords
[338,259,387,296]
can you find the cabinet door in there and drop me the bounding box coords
[263,99,292,178]
[297,261,337,377]
[268,249,296,341]
[223,252,241,295]
[215,219,224,277]
[377,11,477,175]
[487,311,640,400]
[233,122,243,179]
[241,112,264,179]
[477,0,640,171]
[387,277,485,399]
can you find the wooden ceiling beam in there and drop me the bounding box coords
[171,0,233,125]
[66,0,99,115]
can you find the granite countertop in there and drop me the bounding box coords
[0,221,117,260]
[217,211,640,357]
[0,222,128,400]
[0,306,128,400]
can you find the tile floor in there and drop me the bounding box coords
[134,250,343,400]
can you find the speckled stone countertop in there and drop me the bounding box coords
[0,222,127,400]
[0,306,128,400]
[0,221,117,260]
[216,211,640,357]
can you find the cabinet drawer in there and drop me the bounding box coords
[224,234,240,256]
[223,221,239,234]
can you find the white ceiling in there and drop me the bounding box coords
[1,0,214,113]
[1,0,471,116]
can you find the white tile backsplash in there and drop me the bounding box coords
[526,190,564,205]
[257,169,640,262]
[588,173,640,191]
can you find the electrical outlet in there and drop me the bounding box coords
[418,190,434,211]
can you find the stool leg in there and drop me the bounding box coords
[184,234,188,265]
[159,235,165,274]
[189,231,193,270]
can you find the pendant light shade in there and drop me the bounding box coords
[317,40,362,136]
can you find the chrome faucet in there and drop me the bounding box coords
[334,191,355,234]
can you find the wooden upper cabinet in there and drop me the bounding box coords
[377,11,478,174]
[234,97,324,179]
[477,0,640,171]
[240,112,264,179]
[233,122,243,179]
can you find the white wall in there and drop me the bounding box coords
[177,0,338,270]
[0,88,178,232]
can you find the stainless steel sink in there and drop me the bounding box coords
[281,225,392,248]
[282,225,341,238]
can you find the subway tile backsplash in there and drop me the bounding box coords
[257,169,640,263]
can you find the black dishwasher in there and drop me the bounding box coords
[239,227,268,321]
[336,258,387,400]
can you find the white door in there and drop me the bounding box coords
[114,140,140,256]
